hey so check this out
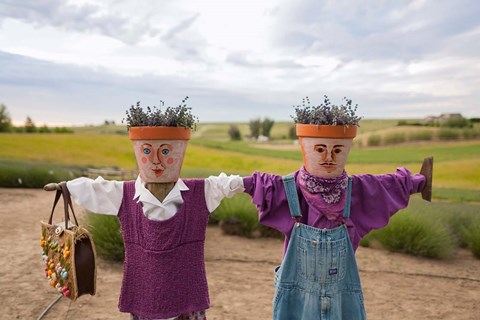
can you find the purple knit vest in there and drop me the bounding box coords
[117,179,210,318]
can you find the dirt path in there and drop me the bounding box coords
[1,188,479,319]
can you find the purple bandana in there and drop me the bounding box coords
[298,166,348,221]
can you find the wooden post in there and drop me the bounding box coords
[146,183,175,202]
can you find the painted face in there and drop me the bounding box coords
[300,137,353,178]
[132,139,188,183]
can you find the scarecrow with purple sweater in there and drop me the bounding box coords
[45,99,245,320]
[242,97,433,319]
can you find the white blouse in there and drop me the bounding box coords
[67,172,245,220]
[66,173,245,320]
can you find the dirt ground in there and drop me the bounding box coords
[1,187,479,320]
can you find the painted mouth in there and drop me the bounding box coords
[320,162,336,167]
[320,163,336,171]
[152,169,164,177]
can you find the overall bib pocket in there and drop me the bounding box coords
[296,235,347,284]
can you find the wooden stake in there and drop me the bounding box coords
[146,183,175,202]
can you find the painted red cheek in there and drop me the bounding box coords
[167,157,174,164]
[141,157,148,164]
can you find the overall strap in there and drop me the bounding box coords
[282,175,302,222]
[342,177,353,220]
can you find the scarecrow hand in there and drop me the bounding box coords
[44,182,65,191]
[419,157,433,202]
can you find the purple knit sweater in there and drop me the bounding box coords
[244,168,425,254]
[117,179,210,319]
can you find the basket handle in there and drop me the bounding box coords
[48,182,79,229]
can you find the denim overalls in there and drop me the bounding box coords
[272,175,366,320]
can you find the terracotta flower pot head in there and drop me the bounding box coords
[293,96,361,178]
[124,97,197,184]
[297,124,356,178]
[129,127,190,183]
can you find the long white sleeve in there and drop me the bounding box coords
[66,177,124,215]
[204,172,245,212]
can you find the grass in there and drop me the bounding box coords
[1,121,478,261]
[433,187,480,203]
[0,134,136,169]
[367,134,381,146]
[384,132,406,145]
[191,139,480,164]
[409,130,433,142]
[438,128,460,140]
[1,133,479,191]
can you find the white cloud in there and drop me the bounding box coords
[0,0,479,125]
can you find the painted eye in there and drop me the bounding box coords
[161,149,169,155]
[143,148,151,155]
[315,147,325,153]
[334,149,342,154]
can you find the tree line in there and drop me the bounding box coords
[0,104,73,133]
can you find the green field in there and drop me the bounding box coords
[1,121,479,202]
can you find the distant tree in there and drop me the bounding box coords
[38,124,52,133]
[54,127,73,134]
[443,117,472,128]
[288,125,297,140]
[228,125,242,141]
[262,117,275,138]
[0,104,12,132]
[24,116,36,133]
[249,118,261,139]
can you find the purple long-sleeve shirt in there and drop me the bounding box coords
[243,168,425,253]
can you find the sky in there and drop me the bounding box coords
[0,0,479,126]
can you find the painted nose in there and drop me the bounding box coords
[325,150,334,162]
[154,149,166,169]
[152,154,161,165]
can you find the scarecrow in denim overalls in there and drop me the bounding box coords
[243,98,433,319]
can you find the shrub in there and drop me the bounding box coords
[213,193,259,238]
[443,212,476,248]
[462,222,480,259]
[373,211,456,259]
[409,130,433,142]
[228,125,242,141]
[258,224,283,239]
[462,128,480,140]
[438,128,459,140]
[367,134,381,146]
[84,213,124,261]
[53,127,74,134]
[384,132,406,145]
[0,159,84,188]
[443,117,471,128]
[359,232,375,248]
